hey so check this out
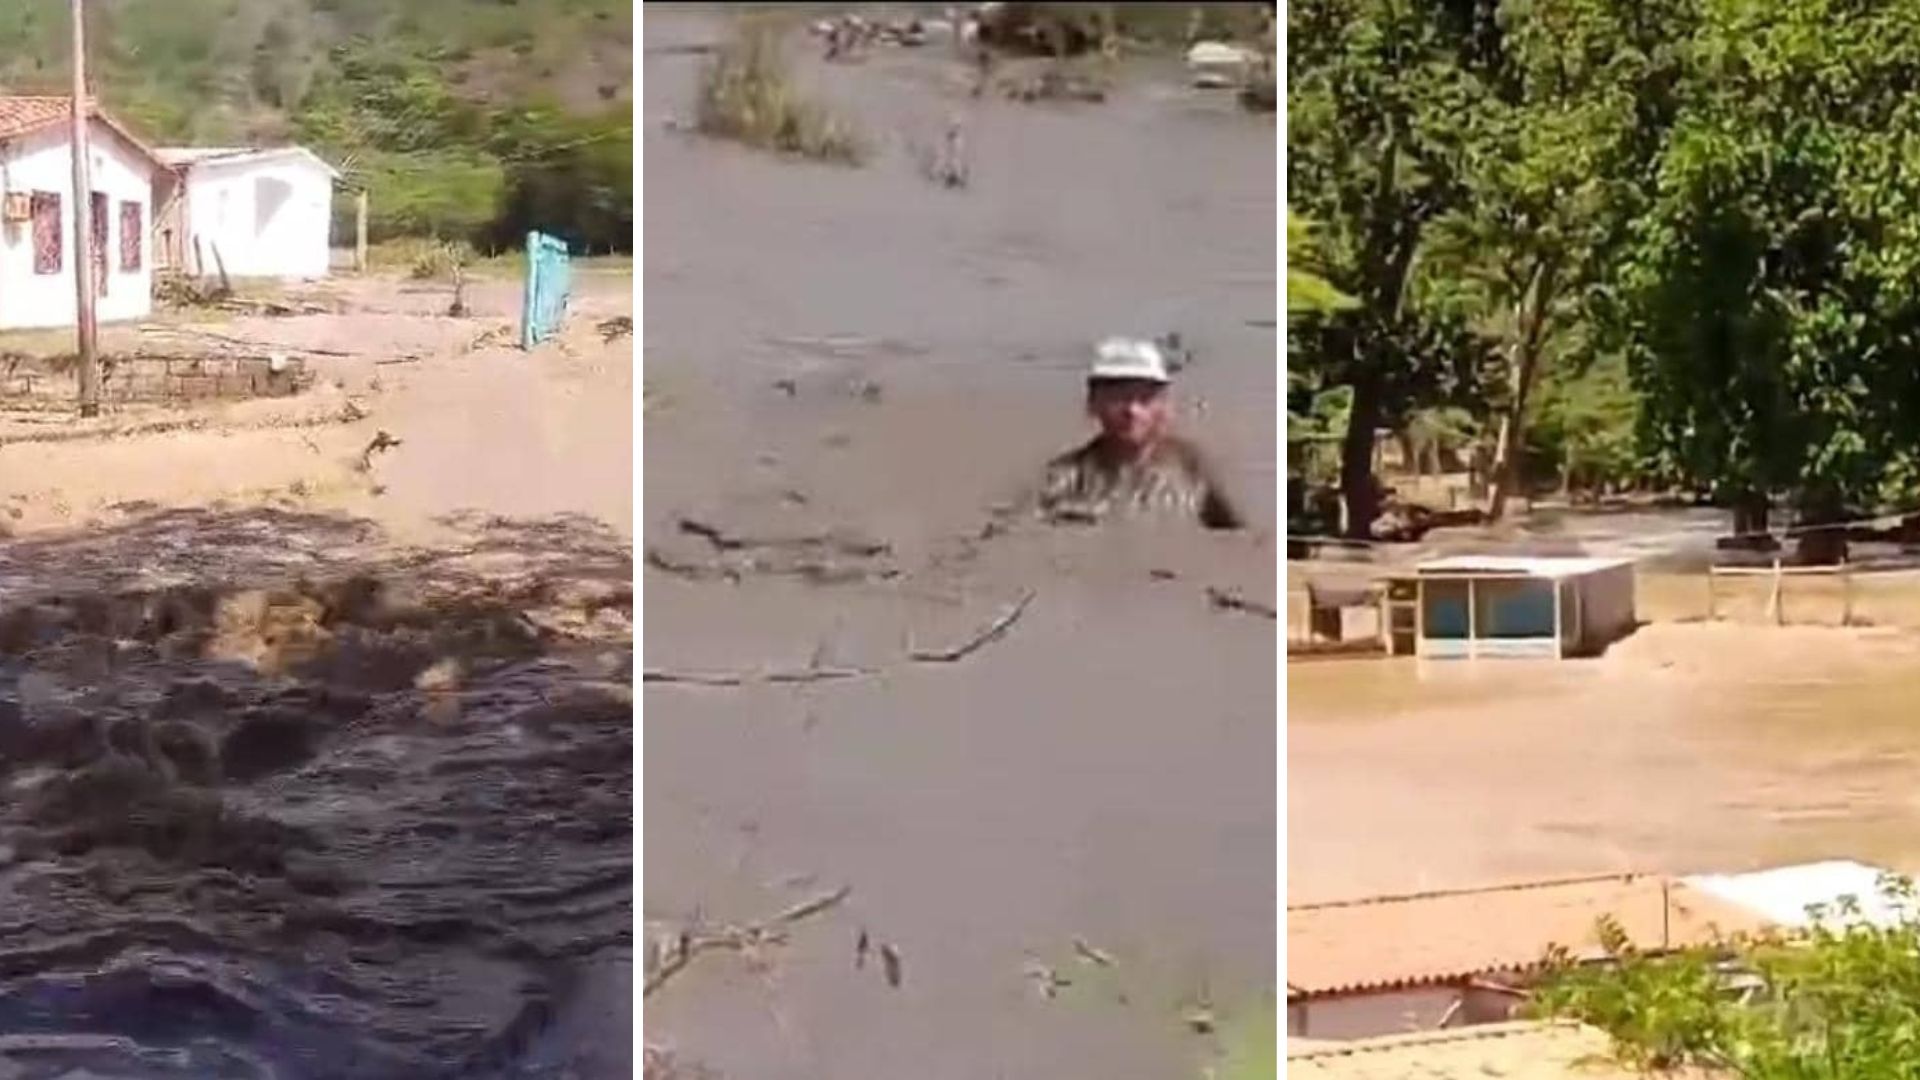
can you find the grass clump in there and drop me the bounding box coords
[393,239,478,281]
[695,24,865,165]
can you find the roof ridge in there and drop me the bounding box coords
[1288,1019,1592,1058]
[1290,872,1654,912]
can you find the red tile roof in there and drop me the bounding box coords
[1287,1021,1727,1079]
[0,96,166,170]
[1289,873,1771,999]
[0,96,75,140]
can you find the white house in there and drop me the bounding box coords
[0,96,166,330]
[155,146,338,281]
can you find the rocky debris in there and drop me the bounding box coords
[1003,67,1108,104]
[1186,40,1260,87]
[968,1,1105,57]
[811,13,938,61]
[645,514,896,585]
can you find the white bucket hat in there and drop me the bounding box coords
[1089,337,1171,384]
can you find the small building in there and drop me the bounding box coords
[0,96,167,330]
[1383,555,1638,659]
[1287,873,1768,1042]
[154,146,339,280]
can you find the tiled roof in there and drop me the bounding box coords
[155,145,343,179]
[0,96,81,140]
[1287,1021,1724,1079]
[0,95,166,170]
[1289,873,1771,999]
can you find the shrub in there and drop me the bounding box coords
[694,24,864,165]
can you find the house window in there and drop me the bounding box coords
[30,191,60,274]
[90,192,107,298]
[120,200,142,271]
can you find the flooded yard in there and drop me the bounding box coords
[1290,566,1920,905]
[644,7,1275,1077]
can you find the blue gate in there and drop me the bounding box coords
[520,230,572,349]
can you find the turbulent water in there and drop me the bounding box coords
[644,8,1275,1079]
[0,517,632,1079]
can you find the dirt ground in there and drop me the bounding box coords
[0,270,632,542]
[644,8,1275,1080]
[1290,566,1920,907]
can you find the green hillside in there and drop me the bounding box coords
[0,0,633,253]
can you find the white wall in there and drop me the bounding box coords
[0,120,155,330]
[1576,564,1638,655]
[181,154,332,280]
[1290,984,1526,1041]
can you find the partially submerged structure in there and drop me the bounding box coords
[1383,555,1638,659]
[1684,860,1906,930]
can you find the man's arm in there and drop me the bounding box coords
[1180,442,1245,530]
[1199,485,1244,530]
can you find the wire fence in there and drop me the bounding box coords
[1286,504,1920,645]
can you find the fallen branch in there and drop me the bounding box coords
[1205,586,1277,620]
[909,589,1035,663]
[141,325,359,359]
[645,885,852,998]
[643,665,871,687]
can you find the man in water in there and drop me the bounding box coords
[1036,337,1243,529]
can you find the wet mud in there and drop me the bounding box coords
[0,510,631,1079]
[645,7,1276,1078]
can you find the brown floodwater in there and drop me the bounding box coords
[0,513,632,1079]
[643,6,1276,1078]
[1290,568,1920,906]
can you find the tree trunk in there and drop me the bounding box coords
[1485,257,1559,522]
[1340,374,1383,539]
[1724,491,1777,553]
[1794,490,1848,565]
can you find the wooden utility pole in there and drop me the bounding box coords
[354,189,369,273]
[70,0,99,417]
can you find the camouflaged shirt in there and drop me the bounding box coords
[1037,435,1243,530]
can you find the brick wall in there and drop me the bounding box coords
[0,353,313,408]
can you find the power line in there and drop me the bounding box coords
[1288,504,1920,557]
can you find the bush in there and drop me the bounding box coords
[366,238,476,280]
[694,25,864,165]
[487,107,633,254]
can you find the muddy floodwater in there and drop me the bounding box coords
[644,7,1275,1078]
[0,511,631,1079]
[1291,565,1920,906]
[0,265,634,1072]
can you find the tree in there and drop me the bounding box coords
[1528,350,1641,498]
[1287,211,1358,534]
[1618,0,1920,543]
[1287,211,1357,319]
[1288,0,1496,537]
[1535,875,1920,1078]
[1424,0,1688,519]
